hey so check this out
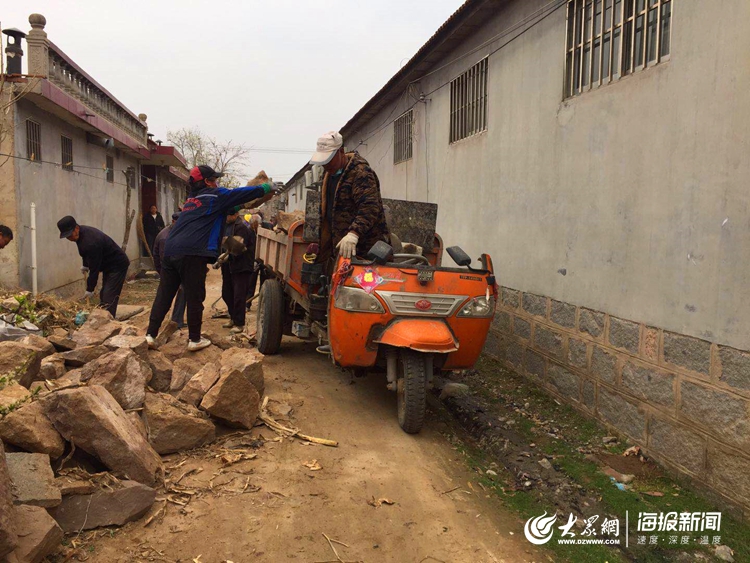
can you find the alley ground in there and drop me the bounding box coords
[82,271,544,563]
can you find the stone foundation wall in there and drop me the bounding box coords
[484,287,750,517]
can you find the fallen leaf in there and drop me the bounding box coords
[303,460,322,471]
[367,497,396,507]
[643,491,664,497]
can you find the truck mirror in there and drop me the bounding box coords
[447,246,472,267]
[367,241,394,265]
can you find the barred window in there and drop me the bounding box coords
[565,0,672,98]
[393,109,413,164]
[61,136,73,171]
[26,120,41,162]
[450,58,488,143]
[106,155,114,183]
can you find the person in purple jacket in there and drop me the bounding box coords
[146,165,276,351]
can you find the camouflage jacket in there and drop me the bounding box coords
[319,152,390,258]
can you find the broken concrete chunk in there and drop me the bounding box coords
[60,345,108,367]
[0,384,30,411]
[5,453,61,508]
[82,349,153,410]
[54,477,96,497]
[50,480,155,533]
[128,412,148,440]
[160,339,221,364]
[46,333,76,353]
[143,392,215,454]
[170,358,201,393]
[38,354,66,381]
[538,458,554,471]
[0,342,42,388]
[42,386,163,486]
[10,505,63,563]
[18,336,54,359]
[104,334,148,358]
[0,443,18,557]
[145,350,173,392]
[71,310,122,347]
[202,330,234,350]
[0,401,66,458]
[200,368,260,429]
[220,347,265,396]
[178,363,220,407]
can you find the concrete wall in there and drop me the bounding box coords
[347,0,750,352]
[344,0,750,514]
[0,91,21,288]
[13,99,141,294]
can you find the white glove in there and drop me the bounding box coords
[81,266,90,274]
[83,291,94,300]
[336,232,359,259]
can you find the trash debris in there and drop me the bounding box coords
[303,460,322,471]
[367,497,395,507]
[602,466,635,484]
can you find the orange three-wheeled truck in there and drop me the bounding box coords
[254,211,497,434]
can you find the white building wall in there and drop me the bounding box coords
[14,99,142,294]
[345,0,750,351]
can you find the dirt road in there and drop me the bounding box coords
[86,272,543,563]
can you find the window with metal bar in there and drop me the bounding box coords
[393,109,414,164]
[61,136,73,172]
[26,120,41,162]
[106,155,114,183]
[564,0,671,98]
[449,58,488,143]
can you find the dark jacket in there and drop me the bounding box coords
[165,184,267,259]
[221,218,255,274]
[143,212,165,240]
[76,225,130,292]
[319,152,390,258]
[152,224,173,273]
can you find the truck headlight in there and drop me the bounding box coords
[334,286,385,313]
[457,295,495,318]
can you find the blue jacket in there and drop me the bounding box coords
[164,184,268,258]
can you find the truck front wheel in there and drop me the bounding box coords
[396,349,428,434]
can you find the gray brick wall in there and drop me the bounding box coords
[483,286,750,519]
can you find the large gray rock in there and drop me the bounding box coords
[42,386,163,486]
[18,336,54,359]
[178,363,220,407]
[104,334,148,358]
[81,349,153,410]
[143,392,215,454]
[200,368,260,429]
[0,443,17,557]
[49,480,155,533]
[0,401,65,458]
[5,453,61,508]
[46,331,76,353]
[145,350,173,392]
[60,345,108,367]
[0,342,42,388]
[220,348,265,396]
[70,310,122,347]
[37,354,66,381]
[10,505,63,562]
[169,358,201,393]
[0,384,30,411]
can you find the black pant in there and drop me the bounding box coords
[221,267,251,327]
[147,255,209,342]
[100,267,128,318]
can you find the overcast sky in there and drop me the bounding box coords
[4,1,464,182]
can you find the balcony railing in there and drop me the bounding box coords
[47,42,147,146]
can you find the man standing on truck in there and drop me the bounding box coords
[309,131,390,263]
[145,165,276,352]
[221,206,254,333]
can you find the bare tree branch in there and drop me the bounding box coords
[167,127,251,187]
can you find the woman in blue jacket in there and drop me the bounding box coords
[146,165,275,351]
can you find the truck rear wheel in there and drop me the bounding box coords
[396,349,427,434]
[256,279,284,355]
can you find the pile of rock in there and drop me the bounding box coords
[0,310,265,560]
